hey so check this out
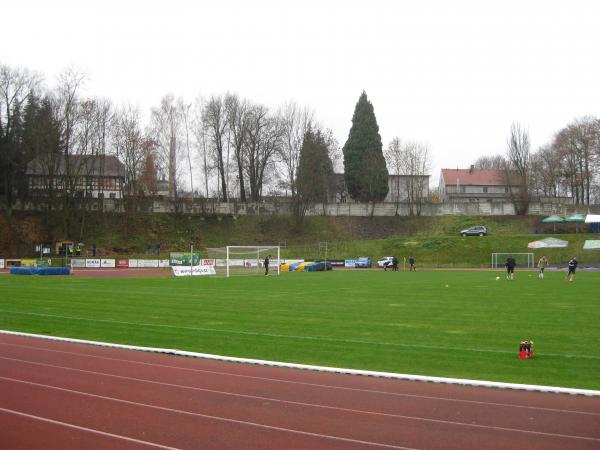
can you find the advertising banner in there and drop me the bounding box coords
[117,259,129,268]
[86,259,101,268]
[101,259,116,268]
[344,259,357,267]
[139,259,159,268]
[70,258,86,268]
[0,259,4,269]
[170,252,200,266]
[128,259,139,268]
[201,259,215,266]
[329,260,345,267]
[21,259,37,267]
[171,265,216,277]
[158,259,170,268]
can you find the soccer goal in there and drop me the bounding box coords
[206,246,281,277]
[491,253,535,269]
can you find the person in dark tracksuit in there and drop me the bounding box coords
[505,256,516,280]
[409,257,416,271]
[264,255,271,276]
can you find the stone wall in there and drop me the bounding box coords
[3,196,594,217]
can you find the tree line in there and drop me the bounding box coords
[474,117,600,214]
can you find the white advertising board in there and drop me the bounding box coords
[86,259,101,268]
[344,259,357,267]
[128,259,139,268]
[100,259,115,268]
[142,259,159,268]
[70,258,86,268]
[158,259,170,268]
[0,259,4,269]
[201,259,215,266]
[171,265,216,277]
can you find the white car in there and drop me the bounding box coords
[377,257,394,268]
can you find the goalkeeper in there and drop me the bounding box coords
[264,255,271,276]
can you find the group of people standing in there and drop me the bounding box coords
[505,255,578,282]
[383,256,416,272]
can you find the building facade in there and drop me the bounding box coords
[26,155,125,199]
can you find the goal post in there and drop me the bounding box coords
[491,253,535,269]
[206,245,281,277]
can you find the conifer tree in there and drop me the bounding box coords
[342,91,389,202]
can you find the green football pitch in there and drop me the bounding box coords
[1,269,599,390]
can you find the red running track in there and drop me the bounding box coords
[0,334,599,450]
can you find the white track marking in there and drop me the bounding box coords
[2,330,600,397]
[0,376,411,449]
[0,407,179,449]
[3,354,600,440]
[1,310,598,359]
[1,346,598,417]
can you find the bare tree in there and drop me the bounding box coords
[243,104,283,201]
[278,101,314,198]
[472,154,505,170]
[192,97,212,198]
[112,105,144,197]
[384,137,403,215]
[151,94,181,198]
[505,122,531,215]
[225,93,249,201]
[202,95,229,201]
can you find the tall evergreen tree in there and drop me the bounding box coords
[295,127,335,224]
[342,91,389,202]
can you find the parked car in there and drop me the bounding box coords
[460,225,488,237]
[377,256,394,268]
[355,256,372,268]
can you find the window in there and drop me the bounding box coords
[483,187,488,193]
[505,187,509,193]
[109,193,116,199]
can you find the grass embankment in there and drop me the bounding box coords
[2,212,598,265]
[288,234,599,267]
[1,270,599,389]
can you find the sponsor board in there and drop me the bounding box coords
[344,259,357,267]
[70,258,86,268]
[139,259,159,268]
[116,259,129,268]
[329,259,345,267]
[86,259,101,268]
[170,252,200,266]
[158,259,170,268]
[171,265,216,277]
[202,259,215,266]
[100,259,116,268]
[21,259,37,267]
[0,259,4,269]
[128,259,139,268]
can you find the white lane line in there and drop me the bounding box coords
[2,341,599,417]
[1,375,598,445]
[0,376,412,449]
[4,355,600,439]
[2,310,598,359]
[0,407,179,450]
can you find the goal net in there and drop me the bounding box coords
[491,253,535,269]
[206,246,281,277]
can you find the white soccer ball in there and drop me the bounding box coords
[496,276,500,281]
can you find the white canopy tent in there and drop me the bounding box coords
[585,214,600,223]
[527,237,569,249]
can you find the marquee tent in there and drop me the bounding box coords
[527,237,569,249]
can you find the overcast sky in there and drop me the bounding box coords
[3,0,600,183]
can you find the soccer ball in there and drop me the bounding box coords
[496,276,500,281]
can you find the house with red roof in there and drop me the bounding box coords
[439,166,521,202]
